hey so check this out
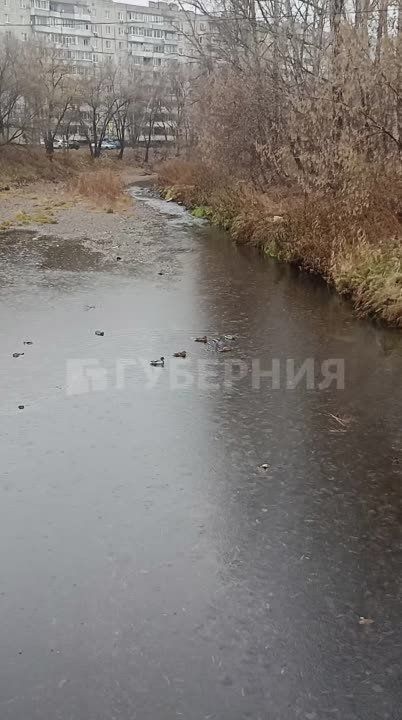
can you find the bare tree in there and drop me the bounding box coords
[28,44,75,156]
[0,38,31,146]
[79,61,125,158]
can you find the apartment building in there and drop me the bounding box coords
[0,0,211,69]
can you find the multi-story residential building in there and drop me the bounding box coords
[0,0,211,70]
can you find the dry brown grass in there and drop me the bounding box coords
[0,145,89,185]
[75,168,125,206]
[158,158,402,326]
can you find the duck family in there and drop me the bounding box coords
[150,333,238,366]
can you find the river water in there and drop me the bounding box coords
[0,185,401,720]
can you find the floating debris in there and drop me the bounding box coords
[150,357,165,367]
[173,351,187,358]
[223,334,238,341]
[18,405,24,410]
[116,256,122,261]
[94,330,104,337]
[328,413,353,428]
[12,352,24,358]
[195,336,208,343]
[158,271,164,275]
[83,305,95,311]
[259,463,269,470]
[23,341,33,346]
[358,616,374,626]
[217,346,233,353]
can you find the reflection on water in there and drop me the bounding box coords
[0,186,401,720]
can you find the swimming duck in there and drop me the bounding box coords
[23,341,33,345]
[95,330,104,337]
[173,351,187,358]
[12,352,24,358]
[150,356,165,367]
[195,336,208,343]
[217,346,233,353]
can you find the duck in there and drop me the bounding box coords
[95,330,104,337]
[173,351,187,358]
[217,346,233,353]
[150,356,165,367]
[23,341,33,345]
[12,352,24,358]
[195,335,208,343]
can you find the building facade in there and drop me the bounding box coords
[0,0,211,70]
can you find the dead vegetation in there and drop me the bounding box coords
[158,159,402,326]
[0,145,88,186]
[155,0,402,327]
[74,168,127,208]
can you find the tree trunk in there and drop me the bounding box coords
[44,131,54,159]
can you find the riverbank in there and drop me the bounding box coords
[158,160,402,327]
[0,149,155,245]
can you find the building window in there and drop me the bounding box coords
[105,10,110,19]
[200,23,205,30]
[92,24,97,33]
[106,25,111,34]
[106,40,111,48]
[118,11,123,20]
[83,38,89,45]
[165,44,177,54]
[118,41,123,49]
[118,27,123,35]
[153,45,164,53]
[22,32,27,40]
[153,57,162,66]
[153,29,164,38]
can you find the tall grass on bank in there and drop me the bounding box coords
[0,145,88,185]
[158,159,402,326]
[75,169,125,205]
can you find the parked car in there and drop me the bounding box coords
[102,138,120,150]
[67,140,80,150]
